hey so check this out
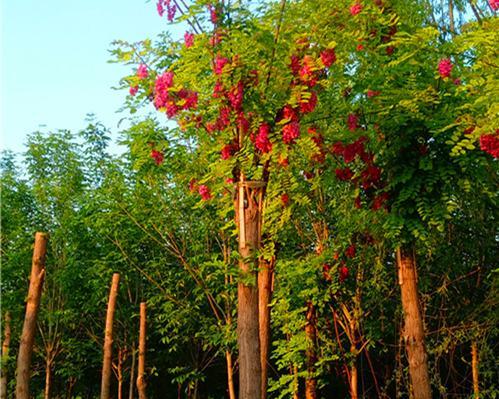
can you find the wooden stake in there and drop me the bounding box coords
[396,247,431,399]
[0,312,11,399]
[472,341,479,398]
[137,302,147,399]
[258,257,274,399]
[100,273,120,399]
[16,232,48,399]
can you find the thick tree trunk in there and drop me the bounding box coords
[128,345,136,399]
[137,302,147,399]
[471,341,479,398]
[235,181,263,399]
[225,350,236,399]
[100,273,120,399]
[350,358,358,399]
[258,257,274,399]
[16,232,48,399]
[396,247,431,399]
[305,302,317,399]
[0,312,11,399]
[44,359,52,399]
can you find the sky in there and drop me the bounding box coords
[1,0,178,155]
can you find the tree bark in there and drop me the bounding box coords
[305,302,317,399]
[396,247,431,399]
[0,312,11,399]
[235,180,263,399]
[44,358,52,399]
[225,350,236,399]
[100,273,120,399]
[137,302,147,399]
[16,232,48,399]
[258,256,274,399]
[471,341,479,398]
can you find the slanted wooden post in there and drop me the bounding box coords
[16,232,48,399]
[0,312,12,399]
[258,257,274,399]
[137,302,147,399]
[236,180,264,399]
[100,273,120,399]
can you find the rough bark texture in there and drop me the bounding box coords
[396,247,431,399]
[225,350,236,399]
[0,312,11,399]
[472,341,479,398]
[16,232,48,399]
[305,302,317,399]
[137,302,147,399]
[100,273,120,399]
[44,359,52,399]
[258,257,274,399]
[236,181,263,399]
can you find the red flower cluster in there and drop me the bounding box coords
[208,4,218,24]
[281,193,290,206]
[282,122,301,144]
[129,85,138,96]
[367,90,380,98]
[300,91,318,114]
[137,64,148,79]
[198,185,212,201]
[151,150,164,165]
[479,133,499,158]
[221,142,239,160]
[214,55,229,75]
[350,3,362,15]
[438,58,453,78]
[345,244,356,258]
[154,71,198,118]
[339,264,349,283]
[372,192,389,210]
[347,113,359,131]
[335,167,353,181]
[490,0,499,10]
[157,0,176,21]
[255,123,273,153]
[184,32,195,48]
[320,48,336,68]
[228,81,244,111]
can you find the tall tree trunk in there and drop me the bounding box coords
[0,312,11,399]
[137,302,147,399]
[305,302,317,399]
[44,358,52,399]
[235,180,263,399]
[16,232,48,399]
[471,341,479,398]
[396,247,431,399]
[101,273,120,399]
[128,345,136,399]
[258,256,274,399]
[225,350,236,399]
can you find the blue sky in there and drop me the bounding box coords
[1,0,179,154]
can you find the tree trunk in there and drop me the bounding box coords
[128,345,136,399]
[396,247,431,399]
[471,341,479,398]
[101,273,120,399]
[235,180,263,399]
[292,365,299,399]
[350,359,358,399]
[0,312,11,399]
[44,358,52,399]
[16,232,48,399]
[117,348,123,399]
[225,350,236,399]
[305,302,317,399]
[258,257,274,399]
[137,302,147,399]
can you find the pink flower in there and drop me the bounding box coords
[367,90,380,98]
[282,122,300,144]
[226,178,234,184]
[356,44,364,51]
[320,48,336,68]
[228,81,244,111]
[347,113,359,131]
[208,4,218,24]
[489,0,498,10]
[209,31,222,46]
[178,89,198,110]
[184,32,195,48]
[350,3,362,15]
[479,133,499,158]
[167,4,176,21]
[151,150,164,165]
[214,55,229,75]
[156,0,165,16]
[255,123,273,153]
[129,85,138,96]
[438,58,453,78]
[212,80,225,98]
[165,102,179,118]
[300,91,318,114]
[198,185,212,201]
[154,71,174,109]
[137,64,148,79]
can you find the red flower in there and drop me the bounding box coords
[221,143,238,160]
[438,58,453,78]
[347,113,359,131]
[237,112,250,133]
[198,185,212,201]
[300,91,318,114]
[129,85,138,96]
[489,0,499,10]
[367,90,380,98]
[372,192,389,210]
[150,150,164,165]
[228,81,244,111]
[208,4,218,23]
[189,178,197,192]
[255,123,273,153]
[350,3,362,15]
[335,167,354,181]
[153,71,174,109]
[320,48,336,68]
[212,80,225,98]
[345,244,356,259]
[281,193,290,206]
[278,156,289,167]
[323,264,332,281]
[226,178,234,184]
[479,134,499,158]
[184,32,195,48]
[386,46,395,56]
[339,265,349,283]
[332,142,345,155]
[214,55,229,75]
[137,64,148,79]
[356,43,364,51]
[282,122,301,144]
[289,54,301,75]
[354,196,362,209]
